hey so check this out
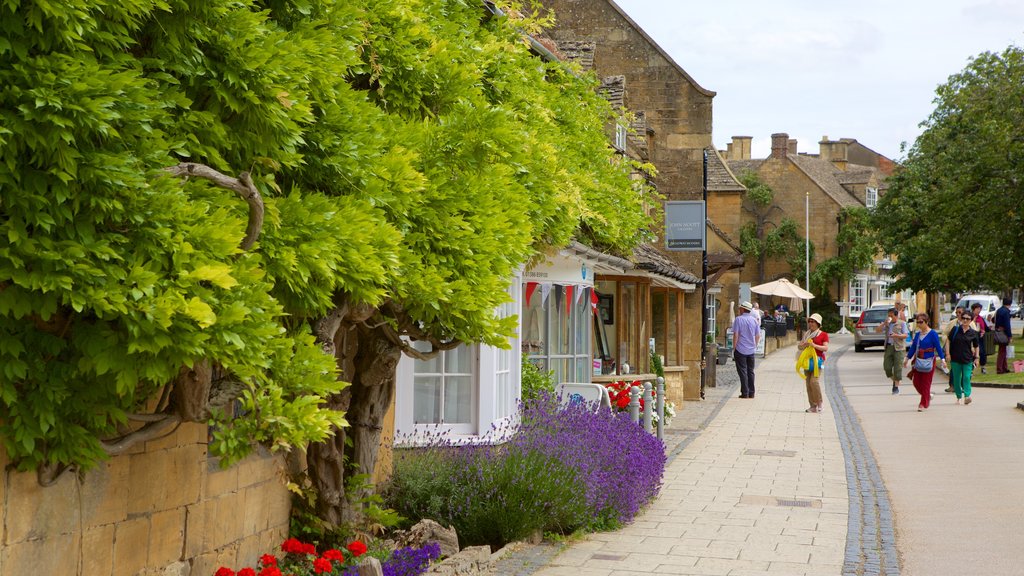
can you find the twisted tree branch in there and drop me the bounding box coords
[165,162,265,250]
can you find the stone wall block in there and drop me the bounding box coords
[82,523,116,576]
[205,460,239,499]
[2,532,79,574]
[113,515,151,576]
[184,501,210,559]
[5,465,80,543]
[127,449,170,516]
[149,508,186,567]
[81,455,130,529]
[191,545,239,576]
[161,444,204,510]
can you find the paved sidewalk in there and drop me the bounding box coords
[497,345,851,576]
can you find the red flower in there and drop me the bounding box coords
[346,540,368,557]
[615,394,629,409]
[323,549,344,562]
[281,538,305,554]
[302,543,317,556]
[215,569,235,576]
[313,557,333,573]
[258,568,282,576]
[238,569,256,576]
[259,555,277,567]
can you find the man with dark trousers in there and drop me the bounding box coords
[732,301,761,398]
[994,297,1013,374]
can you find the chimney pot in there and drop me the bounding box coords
[770,133,789,160]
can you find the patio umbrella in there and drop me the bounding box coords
[750,278,814,300]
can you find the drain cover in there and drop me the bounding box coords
[743,448,796,457]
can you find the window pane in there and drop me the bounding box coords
[443,375,472,424]
[574,290,589,354]
[414,376,441,423]
[523,284,547,357]
[551,285,570,354]
[446,345,471,374]
[668,292,679,365]
[412,340,440,374]
[620,282,637,372]
[549,358,570,385]
[652,291,666,356]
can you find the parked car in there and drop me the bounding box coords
[953,294,1001,325]
[1010,301,1021,318]
[854,305,893,352]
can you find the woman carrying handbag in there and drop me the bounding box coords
[903,312,948,411]
[796,313,829,413]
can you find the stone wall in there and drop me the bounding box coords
[0,423,291,576]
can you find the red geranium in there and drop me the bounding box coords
[302,543,317,556]
[215,568,235,576]
[346,540,368,557]
[313,557,333,574]
[258,568,282,576]
[259,554,277,567]
[281,538,305,554]
[323,549,344,562]
[238,569,256,576]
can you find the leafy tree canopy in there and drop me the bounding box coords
[875,45,1024,293]
[737,170,810,285]
[0,0,654,478]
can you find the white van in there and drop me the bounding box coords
[954,294,1001,325]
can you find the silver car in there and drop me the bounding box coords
[854,306,892,352]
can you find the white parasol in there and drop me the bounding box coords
[750,278,815,300]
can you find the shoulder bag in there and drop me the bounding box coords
[994,329,1010,345]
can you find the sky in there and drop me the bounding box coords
[612,0,1024,160]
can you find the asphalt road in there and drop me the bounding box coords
[836,340,1024,575]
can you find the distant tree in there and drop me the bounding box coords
[737,171,810,291]
[875,45,1024,292]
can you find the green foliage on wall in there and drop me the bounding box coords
[0,0,654,477]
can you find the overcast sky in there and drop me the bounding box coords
[612,0,1024,160]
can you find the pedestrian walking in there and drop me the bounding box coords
[732,301,761,399]
[971,302,989,374]
[994,297,1013,374]
[940,306,974,392]
[944,310,980,405]
[903,313,948,411]
[796,313,829,412]
[876,307,908,394]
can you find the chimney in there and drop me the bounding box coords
[730,135,752,160]
[787,138,798,154]
[770,133,789,159]
[820,136,849,170]
[726,142,734,157]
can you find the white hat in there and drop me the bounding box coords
[739,301,753,311]
[808,313,823,325]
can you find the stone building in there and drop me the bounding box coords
[724,133,893,317]
[538,0,743,394]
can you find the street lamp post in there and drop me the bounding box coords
[805,191,810,323]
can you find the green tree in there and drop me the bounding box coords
[737,171,810,289]
[811,206,876,299]
[875,45,1024,292]
[0,0,654,528]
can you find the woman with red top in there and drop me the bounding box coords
[903,312,948,411]
[797,313,829,413]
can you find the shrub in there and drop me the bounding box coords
[386,394,666,549]
[520,355,555,402]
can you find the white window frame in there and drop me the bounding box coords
[614,123,628,152]
[522,283,592,386]
[866,187,878,209]
[849,275,868,315]
[706,290,717,338]
[394,277,521,444]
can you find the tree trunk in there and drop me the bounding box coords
[306,313,402,529]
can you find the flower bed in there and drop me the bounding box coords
[386,393,666,549]
[602,380,675,427]
[214,538,440,576]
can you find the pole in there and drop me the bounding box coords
[700,150,708,400]
[805,190,810,323]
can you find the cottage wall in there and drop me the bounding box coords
[0,423,290,576]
